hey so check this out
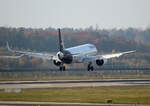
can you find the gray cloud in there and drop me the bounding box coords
[0,0,150,28]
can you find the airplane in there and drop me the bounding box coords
[2,28,136,71]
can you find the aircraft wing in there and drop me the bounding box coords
[14,52,54,60]
[3,42,55,60]
[0,54,24,59]
[101,50,136,59]
[81,50,136,63]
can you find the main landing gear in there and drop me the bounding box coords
[87,62,94,71]
[59,65,66,71]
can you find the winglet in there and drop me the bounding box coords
[6,42,14,52]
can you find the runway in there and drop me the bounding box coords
[0,79,150,89]
[0,101,149,106]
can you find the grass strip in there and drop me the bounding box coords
[0,86,150,104]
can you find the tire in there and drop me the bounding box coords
[63,66,66,71]
[87,65,94,71]
[91,66,94,71]
[88,65,91,71]
[88,67,90,71]
[59,67,62,71]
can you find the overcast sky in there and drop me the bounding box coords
[0,0,150,29]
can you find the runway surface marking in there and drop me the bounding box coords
[0,101,149,106]
[0,79,150,89]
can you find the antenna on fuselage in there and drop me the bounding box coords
[58,28,64,52]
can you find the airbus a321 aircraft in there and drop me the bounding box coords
[3,29,135,71]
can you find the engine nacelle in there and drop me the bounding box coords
[96,59,107,66]
[56,50,73,64]
[53,60,61,66]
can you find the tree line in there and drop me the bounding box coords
[0,26,150,69]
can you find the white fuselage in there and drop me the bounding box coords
[65,44,98,63]
[66,44,97,56]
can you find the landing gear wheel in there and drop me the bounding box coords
[87,63,94,71]
[88,65,91,71]
[62,66,66,71]
[59,67,62,71]
[59,66,66,71]
[90,66,94,71]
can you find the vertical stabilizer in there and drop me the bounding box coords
[58,28,64,52]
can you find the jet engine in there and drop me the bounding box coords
[53,60,61,66]
[96,58,107,66]
[56,50,73,64]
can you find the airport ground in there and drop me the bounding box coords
[0,69,150,81]
[0,70,150,105]
[0,86,150,105]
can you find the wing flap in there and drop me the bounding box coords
[0,54,24,59]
